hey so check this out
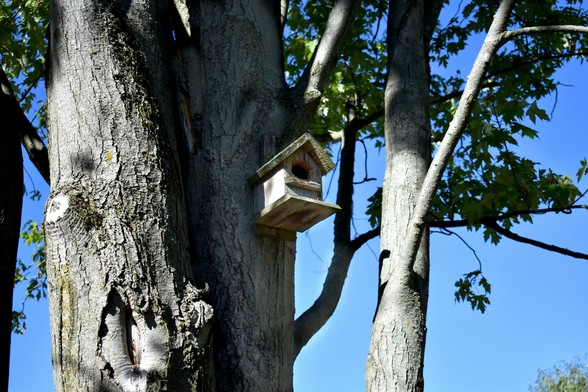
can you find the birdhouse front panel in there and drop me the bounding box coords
[248,133,341,234]
[283,150,323,200]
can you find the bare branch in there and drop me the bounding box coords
[433,228,483,271]
[432,50,588,106]
[350,226,380,250]
[431,82,501,105]
[281,0,289,29]
[403,0,516,271]
[0,67,50,184]
[482,218,588,260]
[287,0,359,138]
[503,25,588,42]
[294,119,357,358]
[490,51,588,79]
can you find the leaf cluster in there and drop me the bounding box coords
[454,270,491,313]
[530,358,588,392]
[285,0,386,140]
[13,220,46,334]
[0,0,48,133]
[430,0,588,243]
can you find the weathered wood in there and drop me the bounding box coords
[285,175,321,192]
[248,133,335,185]
[250,132,339,233]
[256,194,341,232]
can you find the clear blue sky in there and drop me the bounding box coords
[9,12,588,392]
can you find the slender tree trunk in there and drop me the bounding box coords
[366,1,431,390]
[45,1,212,390]
[0,67,24,392]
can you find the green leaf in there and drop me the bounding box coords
[576,159,588,182]
[454,270,492,313]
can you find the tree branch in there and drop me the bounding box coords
[350,226,380,250]
[293,115,357,358]
[287,0,359,139]
[423,0,444,46]
[503,25,588,42]
[431,50,588,106]
[312,107,384,144]
[0,67,50,185]
[403,0,516,270]
[481,218,588,260]
[431,82,501,105]
[431,205,588,228]
[489,51,588,80]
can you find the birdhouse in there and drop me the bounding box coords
[248,133,341,236]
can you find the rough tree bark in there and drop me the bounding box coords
[366,1,435,390]
[45,1,212,390]
[0,66,24,392]
[44,0,357,390]
[183,3,297,389]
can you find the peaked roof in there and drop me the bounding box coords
[248,133,335,185]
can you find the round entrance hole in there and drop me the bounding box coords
[291,163,309,180]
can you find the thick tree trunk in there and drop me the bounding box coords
[44,0,353,388]
[45,1,212,390]
[0,67,24,392]
[46,0,296,390]
[366,1,431,391]
[184,2,296,390]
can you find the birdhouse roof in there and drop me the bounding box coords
[248,133,335,185]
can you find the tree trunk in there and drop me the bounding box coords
[366,1,431,391]
[45,0,296,390]
[185,2,296,390]
[43,0,359,388]
[45,1,212,390]
[0,67,24,392]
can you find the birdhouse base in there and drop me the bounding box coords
[255,194,341,233]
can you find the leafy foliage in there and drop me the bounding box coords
[530,358,588,392]
[365,187,382,229]
[0,0,49,134]
[431,0,588,242]
[12,220,46,334]
[286,0,588,313]
[454,270,491,313]
[285,0,386,140]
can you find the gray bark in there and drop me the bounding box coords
[366,0,432,390]
[184,2,296,390]
[44,0,357,390]
[45,1,212,390]
[180,1,357,389]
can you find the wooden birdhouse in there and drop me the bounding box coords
[248,133,341,237]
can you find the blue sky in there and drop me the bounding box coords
[293,58,588,391]
[8,11,588,392]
